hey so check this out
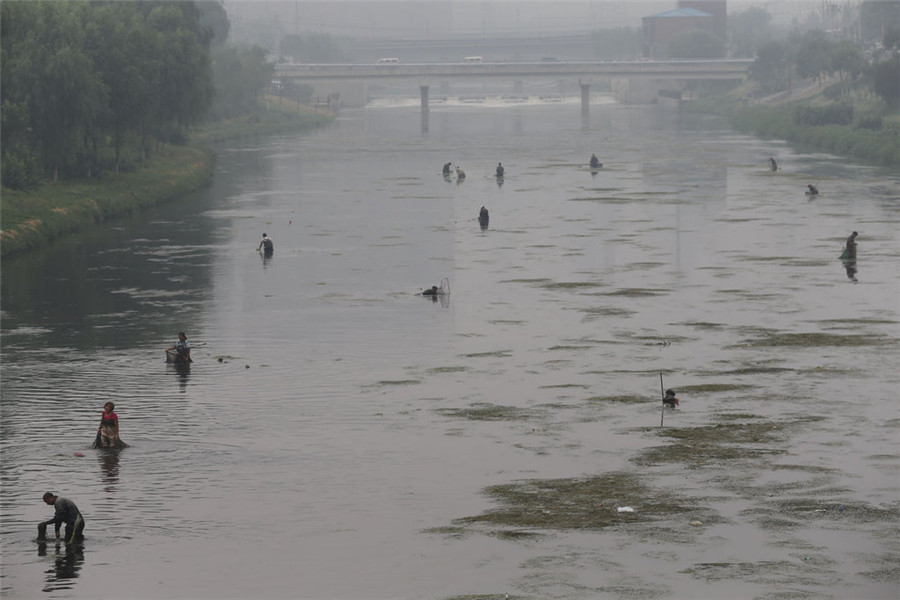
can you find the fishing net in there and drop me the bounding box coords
[92,432,128,449]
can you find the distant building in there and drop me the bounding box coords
[642,0,726,59]
[678,0,727,43]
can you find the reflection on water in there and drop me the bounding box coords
[169,361,191,393]
[842,259,858,281]
[98,449,120,492]
[1,100,898,599]
[38,541,84,593]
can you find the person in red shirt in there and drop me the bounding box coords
[97,402,119,447]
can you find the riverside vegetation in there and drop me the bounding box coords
[682,2,900,168]
[732,95,900,168]
[1,0,334,258]
[684,78,900,169]
[0,97,333,258]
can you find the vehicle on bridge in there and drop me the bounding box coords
[462,56,483,64]
[377,58,400,64]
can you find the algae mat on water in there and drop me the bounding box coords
[632,417,823,467]
[442,416,828,537]
[451,472,700,532]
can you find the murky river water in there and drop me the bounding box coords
[2,98,898,599]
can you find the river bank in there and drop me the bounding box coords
[687,80,900,168]
[0,97,333,258]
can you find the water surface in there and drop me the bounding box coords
[2,98,898,599]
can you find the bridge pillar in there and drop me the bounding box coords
[420,85,429,134]
[580,82,590,119]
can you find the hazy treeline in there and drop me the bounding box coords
[749,28,899,107]
[735,1,900,109]
[725,2,900,167]
[1,0,273,190]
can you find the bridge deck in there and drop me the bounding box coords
[276,60,751,81]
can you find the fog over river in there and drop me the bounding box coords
[2,97,898,599]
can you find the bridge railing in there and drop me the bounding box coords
[274,59,752,81]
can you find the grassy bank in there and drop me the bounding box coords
[192,94,334,145]
[1,144,214,258]
[686,83,900,168]
[1,98,334,258]
[731,104,900,167]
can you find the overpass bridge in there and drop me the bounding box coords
[275,59,751,131]
[275,59,751,82]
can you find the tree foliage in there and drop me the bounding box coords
[884,28,900,51]
[793,103,854,126]
[210,44,274,119]
[871,57,900,108]
[1,0,272,190]
[729,7,772,58]
[750,40,791,93]
[794,30,834,80]
[830,40,864,82]
[197,0,230,47]
[860,0,900,43]
[0,1,214,186]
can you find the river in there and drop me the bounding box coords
[1,97,898,599]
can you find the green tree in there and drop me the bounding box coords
[860,1,900,43]
[210,44,274,119]
[794,30,833,80]
[282,80,314,104]
[84,3,158,172]
[830,41,864,83]
[668,29,725,59]
[197,0,230,47]
[21,2,108,181]
[871,57,900,108]
[1,2,41,188]
[750,40,790,93]
[0,100,41,189]
[147,3,214,144]
[729,7,772,58]
[1,0,218,187]
[884,27,900,51]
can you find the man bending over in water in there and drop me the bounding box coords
[38,493,85,543]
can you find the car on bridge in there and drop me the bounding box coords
[461,56,483,64]
[377,58,400,64]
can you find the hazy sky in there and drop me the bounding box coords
[224,1,828,42]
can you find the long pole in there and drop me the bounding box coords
[659,373,665,427]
